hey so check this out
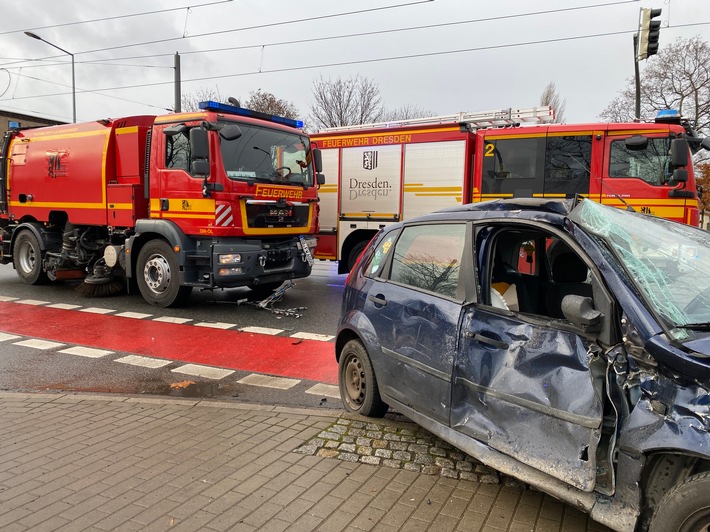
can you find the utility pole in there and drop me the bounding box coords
[174,52,181,113]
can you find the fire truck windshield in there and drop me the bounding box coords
[219,122,313,186]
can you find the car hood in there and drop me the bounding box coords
[682,336,710,359]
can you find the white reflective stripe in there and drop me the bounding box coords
[215,204,233,226]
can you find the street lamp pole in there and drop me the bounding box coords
[24,31,76,123]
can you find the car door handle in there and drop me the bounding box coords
[368,294,387,307]
[470,333,509,350]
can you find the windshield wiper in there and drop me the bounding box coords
[675,322,710,331]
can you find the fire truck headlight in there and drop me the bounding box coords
[219,254,242,264]
[218,267,243,276]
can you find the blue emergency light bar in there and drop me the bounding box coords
[198,101,304,129]
[655,109,681,123]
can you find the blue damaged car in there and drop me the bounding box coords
[336,197,710,532]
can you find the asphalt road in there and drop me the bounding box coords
[0,260,347,409]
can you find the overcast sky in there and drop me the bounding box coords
[0,0,708,128]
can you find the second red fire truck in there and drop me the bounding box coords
[312,106,707,272]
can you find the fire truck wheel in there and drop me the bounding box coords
[13,230,48,285]
[347,240,368,272]
[136,240,192,307]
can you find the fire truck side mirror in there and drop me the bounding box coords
[190,128,210,178]
[312,148,323,173]
[670,138,689,168]
[317,173,325,186]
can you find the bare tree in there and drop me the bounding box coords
[540,82,566,123]
[600,36,710,136]
[381,104,436,122]
[309,75,384,129]
[181,86,225,112]
[244,89,299,119]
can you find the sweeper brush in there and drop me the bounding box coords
[75,276,125,297]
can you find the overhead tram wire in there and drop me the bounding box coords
[4,16,710,106]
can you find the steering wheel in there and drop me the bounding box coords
[274,166,292,179]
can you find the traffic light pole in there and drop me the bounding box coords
[634,33,641,121]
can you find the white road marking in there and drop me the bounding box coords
[15,299,50,306]
[14,339,64,350]
[305,383,340,399]
[152,316,192,324]
[114,311,152,319]
[171,364,234,380]
[0,333,21,342]
[0,296,19,302]
[79,307,115,315]
[59,346,113,358]
[290,332,335,342]
[238,373,300,390]
[115,355,172,369]
[194,322,237,330]
[240,326,283,335]
[47,303,82,310]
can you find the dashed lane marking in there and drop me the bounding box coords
[290,332,335,342]
[79,307,115,315]
[115,311,153,320]
[238,373,300,390]
[14,339,65,350]
[47,303,82,310]
[0,332,21,342]
[0,296,19,302]
[59,346,113,358]
[240,326,284,335]
[115,355,172,369]
[152,316,193,324]
[194,322,237,330]
[172,364,234,380]
[305,383,340,399]
[15,299,51,306]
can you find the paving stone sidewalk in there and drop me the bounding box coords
[0,392,611,531]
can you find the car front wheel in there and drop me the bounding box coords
[338,339,388,418]
[649,472,710,532]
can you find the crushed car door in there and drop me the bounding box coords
[450,228,603,492]
[365,223,467,425]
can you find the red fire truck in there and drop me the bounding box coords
[312,107,707,272]
[0,101,324,307]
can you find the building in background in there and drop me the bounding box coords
[0,109,64,131]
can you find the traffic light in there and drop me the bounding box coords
[637,7,662,61]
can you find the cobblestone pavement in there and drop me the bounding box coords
[294,415,521,487]
[0,392,612,531]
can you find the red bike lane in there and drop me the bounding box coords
[0,301,338,384]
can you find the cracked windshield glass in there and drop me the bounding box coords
[572,199,710,341]
[220,123,313,186]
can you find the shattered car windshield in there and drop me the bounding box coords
[219,122,313,186]
[571,199,710,341]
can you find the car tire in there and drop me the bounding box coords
[338,339,388,417]
[13,230,48,285]
[649,472,710,532]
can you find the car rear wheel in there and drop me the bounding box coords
[13,230,48,285]
[649,472,710,532]
[338,339,388,417]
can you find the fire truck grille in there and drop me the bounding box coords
[246,203,309,229]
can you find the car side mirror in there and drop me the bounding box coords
[561,295,603,333]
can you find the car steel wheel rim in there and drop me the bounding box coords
[144,254,171,294]
[18,241,36,274]
[344,355,365,406]
[679,507,710,532]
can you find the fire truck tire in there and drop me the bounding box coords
[13,230,48,285]
[136,240,192,307]
[347,240,368,272]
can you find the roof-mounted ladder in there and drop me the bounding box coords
[319,106,555,133]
